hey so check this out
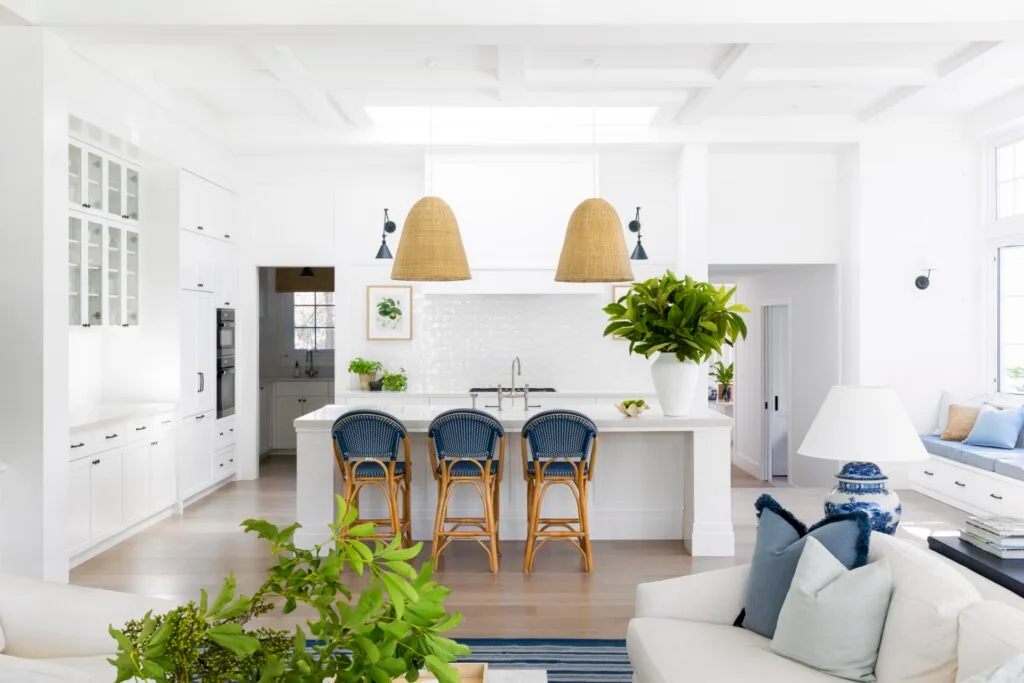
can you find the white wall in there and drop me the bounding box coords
[708,151,841,265]
[853,120,985,433]
[239,148,679,396]
[729,265,841,487]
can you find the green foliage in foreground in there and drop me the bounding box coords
[109,498,468,682]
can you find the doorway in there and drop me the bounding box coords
[761,303,790,483]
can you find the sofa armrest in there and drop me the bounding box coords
[635,564,750,625]
[0,575,176,658]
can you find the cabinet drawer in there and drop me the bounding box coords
[155,413,176,434]
[214,416,236,448]
[69,422,127,458]
[213,444,236,480]
[126,416,158,442]
[275,381,332,397]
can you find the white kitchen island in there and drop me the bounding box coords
[293,403,734,556]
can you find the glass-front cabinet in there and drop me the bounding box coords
[68,214,139,327]
[68,141,141,224]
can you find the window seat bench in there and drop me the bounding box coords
[911,435,1024,517]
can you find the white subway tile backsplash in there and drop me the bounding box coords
[363,293,654,393]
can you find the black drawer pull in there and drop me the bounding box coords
[91,459,100,465]
[229,458,234,463]
[923,470,934,476]
[991,493,1004,500]
[161,420,172,424]
[219,432,224,436]
[150,441,158,446]
[71,442,85,449]
[196,414,206,420]
[954,480,966,487]
[229,428,234,432]
[135,425,147,431]
[105,433,118,439]
[197,225,204,231]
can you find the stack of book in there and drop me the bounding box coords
[961,516,1024,560]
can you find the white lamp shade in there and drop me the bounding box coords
[798,386,927,463]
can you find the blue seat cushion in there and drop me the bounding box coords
[920,435,965,463]
[955,443,1009,473]
[442,460,499,477]
[995,458,1024,482]
[351,460,405,478]
[527,460,587,477]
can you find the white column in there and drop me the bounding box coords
[683,428,735,556]
[295,425,338,548]
[0,28,70,580]
[677,144,712,410]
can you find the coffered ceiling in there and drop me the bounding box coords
[8,0,1024,150]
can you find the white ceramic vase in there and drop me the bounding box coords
[651,354,699,416]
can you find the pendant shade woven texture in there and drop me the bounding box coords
[555,198,634,282]
[391,196,471,281]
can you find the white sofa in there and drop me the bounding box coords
[0,574,173,681]
[628,533,1024,683]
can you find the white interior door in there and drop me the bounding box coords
[762,304,791,480]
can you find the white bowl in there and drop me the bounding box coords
[615,401,650,417]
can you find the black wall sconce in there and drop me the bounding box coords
[376,208,397,259]
[629,206,648,261]
[915,269,933,290]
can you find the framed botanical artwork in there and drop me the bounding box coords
[367,285,413,340]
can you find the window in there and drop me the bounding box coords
[293,292,334,350]
[995,139,1024,219]
[998,246,1024,393]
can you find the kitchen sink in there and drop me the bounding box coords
[469,386,556,392]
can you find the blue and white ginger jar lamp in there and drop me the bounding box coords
[798,386,927,535]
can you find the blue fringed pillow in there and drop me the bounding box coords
[736,494,872,638]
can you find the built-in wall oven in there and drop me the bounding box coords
[217,308,235,418]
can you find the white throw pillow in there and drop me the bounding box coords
[960,654,1024,683]
[770,537,893,682]
[0,654,92,682]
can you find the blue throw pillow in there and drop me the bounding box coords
[964,404,1024,449]
[737,494,871,638]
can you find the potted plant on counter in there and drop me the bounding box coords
[108,498,469,682]
[603,271,748,416]
[382,368,408,393]
[348,357,383,391]
[711,361,735,403]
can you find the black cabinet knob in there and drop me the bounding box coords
[197,225,204,231]
[91,459,100,465]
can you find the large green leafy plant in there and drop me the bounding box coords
[603,271,749,363]
[109,498,468,683]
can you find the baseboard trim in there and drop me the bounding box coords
[70,508,173,568]
[183,474,236,508]
[732,451,762,480]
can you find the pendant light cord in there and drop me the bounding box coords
[592,106,598,198]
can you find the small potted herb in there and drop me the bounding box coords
[348,357,383,391]
[382,368,408,392]
[711,361,735,403]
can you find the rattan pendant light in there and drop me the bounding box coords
[390,196,470,280]
[391,107,471,281]
[554,109,633,283]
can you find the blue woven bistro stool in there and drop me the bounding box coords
[427,409,506,572]
[331,409,411,547]
[521,410,598,572]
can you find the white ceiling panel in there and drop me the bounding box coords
[722,85,887,116]
[184,87,310,118]
[759,42,966,69]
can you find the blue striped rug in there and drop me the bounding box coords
[458,638,631,683]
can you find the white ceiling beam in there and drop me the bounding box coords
[858,41,1000,122]
[496,44,525,101]
[968,85,1024,137]
[526,67,716,86]
[317,68,497,90]
[676,44,764,124]
[330,94,373,127]
[746,66,937,87]
[251,44,347,128]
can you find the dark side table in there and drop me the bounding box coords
[928,535,1024,598]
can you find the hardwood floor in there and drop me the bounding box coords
[71,454,972,638]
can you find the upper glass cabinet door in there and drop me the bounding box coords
[69,216,83,325]
[68,144,83,207]
[107,159,123,220]
[86,151,104,212]
[86,221,103,324]
[107,225,123,326]
[125,231,139,325]
[125,167,140,222]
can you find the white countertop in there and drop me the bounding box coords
[69,402,177,430]
[295,403,729,433]
[331,389,657,399]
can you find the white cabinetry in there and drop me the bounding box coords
[179,412,214,498]
[272,381,333,450]
[180,291,216,417]
[68,408,178,564]
[180,170,235,243]
[68,215,140,327]
[69,141,141,225]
